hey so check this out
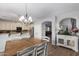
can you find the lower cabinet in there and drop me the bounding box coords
[57,35,78,52]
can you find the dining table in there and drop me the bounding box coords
[4,38,46,56]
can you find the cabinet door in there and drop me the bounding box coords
[67,40,75,48]
[58,39,64,44]
[57,35,65,46]
[66,36,78,51]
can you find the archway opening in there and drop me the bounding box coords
[42,21,52,43]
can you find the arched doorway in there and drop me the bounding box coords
[42,21,52,43]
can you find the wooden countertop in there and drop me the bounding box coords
[4,38,46,56]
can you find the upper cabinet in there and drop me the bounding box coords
[0,20,33,34]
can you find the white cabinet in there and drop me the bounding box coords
[57,35,78,52]
[57,35,65,46]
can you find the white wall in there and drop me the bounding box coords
[34,16,56,45]
[34,22,42,39]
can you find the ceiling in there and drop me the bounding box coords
[0,3,79,21]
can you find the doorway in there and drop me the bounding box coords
[42,21,52,43]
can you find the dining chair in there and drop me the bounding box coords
[17,46,36,56]
[35,42,48,56]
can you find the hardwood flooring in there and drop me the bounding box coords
[48,43,79,56]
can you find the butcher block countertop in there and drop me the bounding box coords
[4,38,46,56]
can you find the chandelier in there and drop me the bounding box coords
[19,4,33,25]
[19,15,33,25]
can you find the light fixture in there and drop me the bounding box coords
[19,4,33,25]
[19,16,25,21]
[19,16,33,25]
[28,16,32,22]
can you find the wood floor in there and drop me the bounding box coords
[48,43,79,56]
